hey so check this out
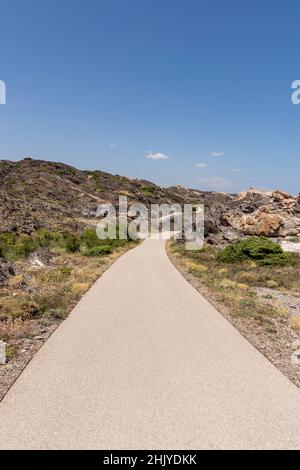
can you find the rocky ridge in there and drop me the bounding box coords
[1,158,300,245]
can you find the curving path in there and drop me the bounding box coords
[0,239,300,449]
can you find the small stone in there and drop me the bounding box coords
[291,349,300,365]
[0,340,6,365]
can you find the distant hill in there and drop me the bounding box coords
[1,158,299,244]
[0,158,217,234]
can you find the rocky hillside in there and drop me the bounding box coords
[205,188,300,244]
[0,158,224,233]
[1,158,300,243]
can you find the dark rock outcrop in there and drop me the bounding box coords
[0,261,15,285]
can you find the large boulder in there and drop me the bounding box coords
[236,189,272,213]
[278,216,300,237]
[240,209,283,237]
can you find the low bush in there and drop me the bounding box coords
[36,228,62,247]
[217,237,293,266]
[63,233,80,253]
[0,297,41,321]
[15,236,37,258]
[81,228,100,249]
[0,232,36,260]
[141,185,156,194]
[34,290,68,313]
[81,226,134,251]
[6,345,18,359]
[41,266,72,283]
[85,245,112,256]
[0,232,16,246]
[0,225,134,262]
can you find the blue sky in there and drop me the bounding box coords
[0,0,300,193]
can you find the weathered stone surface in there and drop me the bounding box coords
[279,227,299,237]
[0,261,15,285]
[29,247,52,267]
[240,210,283,237]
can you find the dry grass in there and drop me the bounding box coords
[0,241,138,400]
[290,315,300,333]
[168,241,300,330]
[0,244,137,354]
[175,241,300,287]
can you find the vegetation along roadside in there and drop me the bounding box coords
[0,227,138,400]
[167,236,300,388]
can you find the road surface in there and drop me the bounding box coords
[0,239,300,449]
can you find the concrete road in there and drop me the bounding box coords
[0,239,300,449]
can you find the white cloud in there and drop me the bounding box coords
[146,151,170,160]
[195,162,207,168]
[211,152,224,157]
[198,176,232,191]
[109,143,118,148]
[232,168,240,172]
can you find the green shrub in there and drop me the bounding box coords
[0,232,16,246]
[58,266,72,276]
[6,345,18,359]
[0,232,17,260]
[63,233,80,253]
[43,308,67,320]
[81,226,133,251]
[41,266,72,283]
[36,229,61,247]
[34,291,67,313]
[0,297,41,320]
[85,245,112,256]
[217,237,293,266]
[81,228,101,248]
[258,253,293,266]
[141,185,156,194]
[15,236,37,257]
